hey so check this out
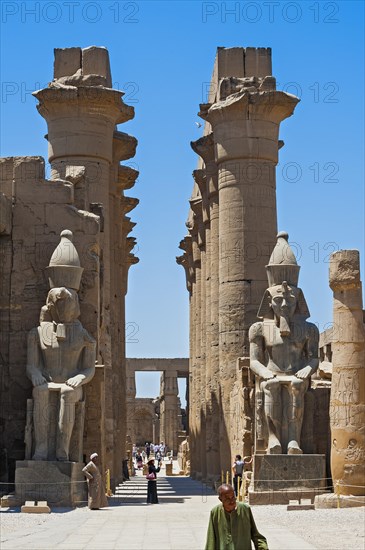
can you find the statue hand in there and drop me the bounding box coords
[66,374,85,388]
[261,370,276,381]
[31,373,47,386]
[295,366,312,379]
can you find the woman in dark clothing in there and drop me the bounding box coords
[146,458,160,504]
[145,443,151,460]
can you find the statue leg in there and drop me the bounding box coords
[261,378,282,454]
[32,384,50,460]
[288,378,308,454]
[56,385,83,461]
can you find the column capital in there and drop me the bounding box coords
[193,169,209,225]
[329,250,361,291]
[199,88,299,164]
[190,133,215,164]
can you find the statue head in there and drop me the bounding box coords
[267,281,298,335]
[257,232,310,332]
[46,287,80,323]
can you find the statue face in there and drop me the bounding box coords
[47,287,80,323]
[269,282,297,321]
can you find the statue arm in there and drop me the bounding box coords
[26,328,47,386]
[66,333,96,388]
[296,322,320,379]
[249,323,274,380]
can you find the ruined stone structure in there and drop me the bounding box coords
[329,250,365,497]
[126,358,188,454]
[177,47,299,479]
[0,47,138,491]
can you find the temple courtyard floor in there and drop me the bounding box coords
[1,462,364,550]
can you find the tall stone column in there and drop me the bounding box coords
[199,65,299,471]
[126,365,137,444]
[329,250,365,496]
[189,211,202,476]
[192,170,208,479]
[191,135,220,479]
[34,47,138,485]
[177,236,194,436]
[159,370,180,454]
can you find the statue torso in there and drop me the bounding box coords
[38,321,86,383]
[262,320,308,374]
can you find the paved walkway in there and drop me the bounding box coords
[1,465,317,550]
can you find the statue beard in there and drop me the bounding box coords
[277,314,291,336]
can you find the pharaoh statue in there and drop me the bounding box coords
[26,230,96,461]
[249,232,319,455]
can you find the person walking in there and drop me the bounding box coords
[205,484,267,550]
[145,442,151,460]
[232,454,252,497]
[146,458,160,504]
[82,452,108,510]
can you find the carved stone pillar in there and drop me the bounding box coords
[329,250,365,496]
[34,47,138,486]
[192,170,209,479]
[159,370,180,454]
[191,134,220,479]
[199,64,299,471]
[126,365,137,444]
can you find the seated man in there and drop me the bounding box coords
[249,232,319,454]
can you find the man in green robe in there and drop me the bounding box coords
[205,484,268,550]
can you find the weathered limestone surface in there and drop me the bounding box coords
[329,250,365,496]
[178,47,299,478]
[0,47,138,490]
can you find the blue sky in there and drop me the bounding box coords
[1,1,364,401]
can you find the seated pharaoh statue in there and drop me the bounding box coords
[249,232,319,455]
[26,230,96,462]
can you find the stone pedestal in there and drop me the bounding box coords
[15,460,87,507]
[248,454,327,505]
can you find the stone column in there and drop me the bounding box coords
[159,370,180,454]
[126,364,137,444]
[34,47,138,486]
[199,67,299,471]
[192,170,208,479]
[191,134,220,479]
[329,250,365,496]
[177,237,194,437]
[189,213,202,476]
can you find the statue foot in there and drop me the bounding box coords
[287,441,303,454]
[32,453,47,461]
[268,436,282,454]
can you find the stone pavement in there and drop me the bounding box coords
[1,463,317,550]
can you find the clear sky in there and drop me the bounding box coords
[1,1,364,402]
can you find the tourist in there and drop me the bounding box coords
[145,442,151,459]
[135,450,143,469]
[232,454,252,497]
[205,484,267,550]
[132,443,137,460]
[146,458,161,504]
[82,453,108,510]
[159,441,166,459]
